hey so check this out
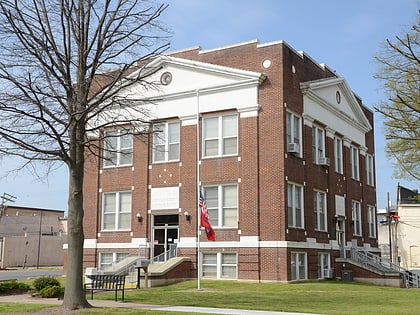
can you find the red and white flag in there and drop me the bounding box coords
[199,191,216,241]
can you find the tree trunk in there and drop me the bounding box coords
[62,125,91,310]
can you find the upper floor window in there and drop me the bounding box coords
[288,183,304,228]
[351,200,362,236]
[203,114,237,157]
[286,111,301,155]
[314,190,327,232]
[350,145,360,181]
[103,130,133,167]
[312,126,325,164]
[152,122,180,163]
[366,154,374,186]
[102,191,132,231]
[203,184,238,228]
[334,137,343,174]
[368,205,376,238]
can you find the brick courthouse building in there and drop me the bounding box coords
[74,40,378,282]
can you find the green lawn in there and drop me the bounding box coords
[97,280,420,315]
[2,280,420,315]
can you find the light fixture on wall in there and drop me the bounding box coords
[136,213,143,224]
[184,211,191,222]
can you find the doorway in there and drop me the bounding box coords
[152,214,179,262]
[336,218,346,258]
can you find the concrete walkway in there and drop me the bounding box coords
[0,294,323,315]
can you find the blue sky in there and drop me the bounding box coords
[0,0,418,211]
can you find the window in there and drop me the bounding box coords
[312,126,325,164]
[288,183,304,228]
[291,252,307,280]
[99,252,129,270]
[350,145,360,180]
[103,130,133,167]
[202,252,237,279]
[318,253,331,279]
[152,122,180,163]
[352,200,362,236]
[286,111,301,154]
[203,185,237,227]
[102,191,132,231]
[334,137,343,174]
[368,205,376,238]
[203,114,237,157]
[314,190,327,231]
[366,154,374,186]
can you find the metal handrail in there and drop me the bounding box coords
[153,244,177,263]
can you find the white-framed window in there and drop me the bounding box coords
[103,129,133,167]
[152,121,180,163]
[350,145,360,181]
[286,111,302,155]
[203,185,237,228]
[99,252,129,270]
[312,126,325,164]
[352,200,362,236]
[288,183,304,228]
[368,205,376,238]
[291,252,307,280]
[334,136,343,174]
[314,190,327,232]
[102,191,132,231]
[202,252,237,279]
[366,154,374,186]
[318,253,331,279]
[203,114,237,157]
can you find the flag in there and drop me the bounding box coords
[199,190,216,241]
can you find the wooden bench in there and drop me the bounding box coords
[84,274,126,301]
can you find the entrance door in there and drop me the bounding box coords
[336,218,346,258]
[152,214,179,262]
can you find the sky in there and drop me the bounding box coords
[0,0,418,212]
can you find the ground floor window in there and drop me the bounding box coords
[291,252,307,280]
[99,252,129,271]
[318,253,331,278]
[202,252,237,279]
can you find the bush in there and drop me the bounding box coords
[0,280,30,293]
[32,276,60,292]
[39,285,63,298]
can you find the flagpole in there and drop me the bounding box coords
[196,89,201,290]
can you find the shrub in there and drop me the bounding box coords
[0,280,30,293]
[39,285,63,298]
[33,276,61,292]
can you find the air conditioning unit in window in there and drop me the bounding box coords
[318,157,330,167]
[287,143,300,154]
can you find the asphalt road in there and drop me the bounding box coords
[0,268,62,281]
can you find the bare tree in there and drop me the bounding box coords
[0,0,169,310]
[374,10,420,180]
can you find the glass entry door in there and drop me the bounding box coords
[152,214,179,262]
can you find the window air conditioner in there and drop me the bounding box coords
[318,157,330,166]
[287,143,300,154]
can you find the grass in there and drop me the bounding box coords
[2,280,420,314]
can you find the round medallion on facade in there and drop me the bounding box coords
[336,90,341,104]
[160,72,172,85]
[262,59,271,69]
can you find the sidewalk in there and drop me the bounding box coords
[0,294,323,315]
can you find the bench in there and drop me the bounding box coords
[84,274,125,301]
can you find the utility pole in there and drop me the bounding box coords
[387,192,392,263]
[0,192,16,216]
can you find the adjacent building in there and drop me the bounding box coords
[0,205,67,268]
[76,40,378,282]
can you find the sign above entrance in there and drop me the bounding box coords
[151,187,179,210]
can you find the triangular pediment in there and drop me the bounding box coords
[301,77,372,133]
[125,56,266,99]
